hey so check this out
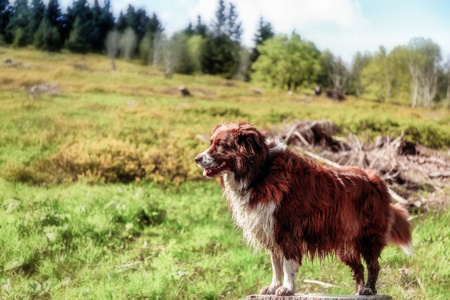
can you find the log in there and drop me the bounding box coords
[246,294,392,300]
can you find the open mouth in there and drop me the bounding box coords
[203,162,228,177]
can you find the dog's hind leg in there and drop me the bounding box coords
[259,252,283,295]
[337,251,365,295]
[361,243,383,295]
[360,257,380,295]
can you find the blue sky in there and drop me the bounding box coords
[61,0,450,64]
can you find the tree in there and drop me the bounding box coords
[360,46,391,102]
[105,29,119,70]
[226,2,242,43]
[211,0,226,37]
[139,31,152,65]
[250,16,274,64]
[34,17,61,51]
[138,12,164,65]
[387,46,411,103]
[45,0,61,27]
[120,27,137,60]
[194,15,208,37]
[0,0,12,42]
[201,0,243,78]
[66,16,89,53]
[5,0,30,45]
[318,50,349,92]
[86,0,114,52]
[349,51,371,97]
[28,0,45,44]
[64,0,91,52]
[116,11,127,32]
[187,34,206,74]
[407,37,441,107]
[252,33,321,91]
[162,33,194,78]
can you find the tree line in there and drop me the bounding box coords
[0,0,449,107]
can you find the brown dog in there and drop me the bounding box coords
[195,122,412,296]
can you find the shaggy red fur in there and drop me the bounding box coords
[195,122,412,296]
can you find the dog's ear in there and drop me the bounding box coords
[235,123,265,155]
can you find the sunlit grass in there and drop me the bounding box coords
[1,179,448,299]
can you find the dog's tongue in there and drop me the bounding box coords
[203,169,208,177]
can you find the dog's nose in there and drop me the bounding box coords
[195,154,203,164]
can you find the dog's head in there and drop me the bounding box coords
[195,122,268,179]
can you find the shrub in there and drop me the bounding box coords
[4,137,204,186]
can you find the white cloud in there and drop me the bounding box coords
[188,0,368,61]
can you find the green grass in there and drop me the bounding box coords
[1,179,449,299]
[0,46,449,299]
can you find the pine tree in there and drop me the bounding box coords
[125,4,137,33]
[194,15,208,37]
[226,3,242,43]
[5,0,30,45]
[28,0,45,44]
[66,16,89,53]
[45,0,61,27]
[0,0,12,42]
[135,8,149,43]
[88,0,103,52]
[34,17,61,51]
[116,11,127,32]
[250,17,274,63]
[211,0,226,38]
[139,12,163,65]
[202,0,242,78]
[61,0,91,48]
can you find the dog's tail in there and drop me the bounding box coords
[387,203,414,256]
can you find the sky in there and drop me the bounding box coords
[61,0,450,64]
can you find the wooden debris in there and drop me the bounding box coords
[275,120,449,209]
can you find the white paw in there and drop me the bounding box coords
[259,282,282,295]
[275,285,294,296]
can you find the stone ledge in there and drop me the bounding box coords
[246,294,392,300]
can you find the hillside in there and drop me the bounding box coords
[0,47,449,299]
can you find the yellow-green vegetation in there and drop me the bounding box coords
[0,47,449,299]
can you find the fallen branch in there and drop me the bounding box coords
[115,254,157,269]
[293,131,311,147]
[428,171,450,179]
[304,279,338,288]
[304,150,340,168]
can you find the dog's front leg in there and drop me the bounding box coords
[259,252,282,294]
[275,258,299,296]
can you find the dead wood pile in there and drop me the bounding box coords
[275,120,449,210]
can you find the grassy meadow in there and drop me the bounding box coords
[0,47,449,299]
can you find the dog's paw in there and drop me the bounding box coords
[359,287,376,295]
[259,283,282,295]
[275,285,294,296]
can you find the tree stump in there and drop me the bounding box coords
[246,294,392,300]
[178,86,192,97]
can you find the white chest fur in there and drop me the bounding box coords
[223,174,278,251]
